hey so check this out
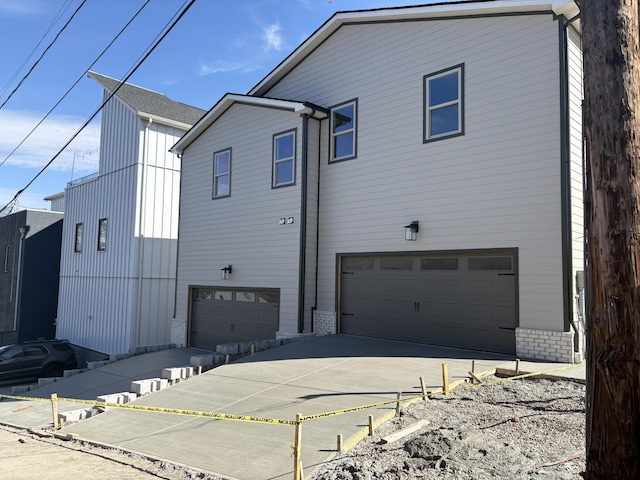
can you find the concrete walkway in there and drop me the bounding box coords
[0,335,585,480]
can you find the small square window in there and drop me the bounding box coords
[424,64,464,142]
[74,223,83,253]
[273,130,296,187]
[213,148,231,198]
[97,218,107,252]
[330,99,357,162]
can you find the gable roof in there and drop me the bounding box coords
[249,0,579,96]
[171,94,327,154]
[88,71,206,129]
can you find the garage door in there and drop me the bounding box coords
[340,252,516,354]
[190,287,279,350]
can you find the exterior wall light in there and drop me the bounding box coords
[404,221,419,241]
[221,265,232,280]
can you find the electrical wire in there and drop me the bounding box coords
[0,0,197,216]
[0,0,88,112]
[0,0,152,170]
[0,0,75,99]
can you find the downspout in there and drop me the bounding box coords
[13,225,28,331]
[136,118,152,347]
[559,14,581,352]
[314,118,322,320]
[297,112,312,333]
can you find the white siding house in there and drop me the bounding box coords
[56,72,205,354]
[171,1,584,363]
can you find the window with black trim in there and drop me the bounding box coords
[424,64,464,142]
[97,218,107,252]
[273,130,296,187]
[330,99,357,162]
[74,223,83,253]
[213,148,231,198]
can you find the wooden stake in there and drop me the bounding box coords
[197,366,202,375]
[337,434,343,452]
[225,354,230,364]
[396,392,402,416]
[469,371,483,384]
[368,415,374,436]
[515,359,520,375]
[293,413,303,480]
[251,343,255,355]
[420,376,427,400]
[442,362,450,395]
[51,394,59,430]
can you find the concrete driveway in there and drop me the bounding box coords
[44,335,514,480]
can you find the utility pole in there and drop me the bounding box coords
[582,1,640,478]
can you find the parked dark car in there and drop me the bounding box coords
[0,340,77,381]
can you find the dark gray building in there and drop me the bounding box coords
[0,209,63,345]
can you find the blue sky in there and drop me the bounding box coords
[0,0,437,211]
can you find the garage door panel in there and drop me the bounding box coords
[341,252,516,354]
[190,288,279,350]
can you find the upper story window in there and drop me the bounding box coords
[330,99,357,162]
[97,218,107,252]
[424,64,464,142]
[74,223,83,253]
[273,130,296,187]
[213,148,231,199]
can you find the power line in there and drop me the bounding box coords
[0,0,88,112]
[0,0,197,216]
[0,0,152,170]
[0,0,75,99]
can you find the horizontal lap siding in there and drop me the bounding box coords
[267,14,565,332]
[176,105,303,333]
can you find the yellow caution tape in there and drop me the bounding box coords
[0,394,295,425]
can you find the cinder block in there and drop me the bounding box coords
[131,379,152,395]
[190,354,214,368]
[133,346,147,355]
[109,353,127,361]
[87,360,108,369]
[267,339,282,349]
[213,354,225,365]
[121,392,138,403]
[181,367,194,379]
[38,377,57,387]
[96,393,120,404]
[153,378,169,391]
[162,367,182,380]
[11,385,31,394]
[59,409,90,423]
[147,344,159,352]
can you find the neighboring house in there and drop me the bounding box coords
[170,1,584,363]
[55,72,205,355]
[0,209,63,345]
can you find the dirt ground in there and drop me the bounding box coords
[309,377,586,480]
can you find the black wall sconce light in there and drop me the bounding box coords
[221,265,232,280]
[404,221,419,241]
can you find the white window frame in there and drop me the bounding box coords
[272,129,296,187]
[213,148,231,199]
[330,99,357,162]
[97,218,107,252]
[74,223,83,253]
[423,64,464,142]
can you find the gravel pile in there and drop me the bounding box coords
[310,377,585,480]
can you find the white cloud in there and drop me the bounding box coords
[262,23,285,51]
[0,110,100,173]
[197,60,261,76]
[0,0,49,15]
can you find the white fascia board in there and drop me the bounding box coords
[43,192,64,201]
[249,1,578,96]
[170,94,326,154]
[137,112,192,131]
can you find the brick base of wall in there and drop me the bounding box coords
[171,318,187,347]
[313,310,337,336]
[516,327,576,363]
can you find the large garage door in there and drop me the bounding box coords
[190,288,279,350]
[340,252,516,354]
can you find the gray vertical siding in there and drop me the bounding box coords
[98,93,139,175]
[265,14,567,333]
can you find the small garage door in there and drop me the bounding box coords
[190,287,279,351]
[340,252,516,354]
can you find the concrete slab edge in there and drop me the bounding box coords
[495,368,586,384]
